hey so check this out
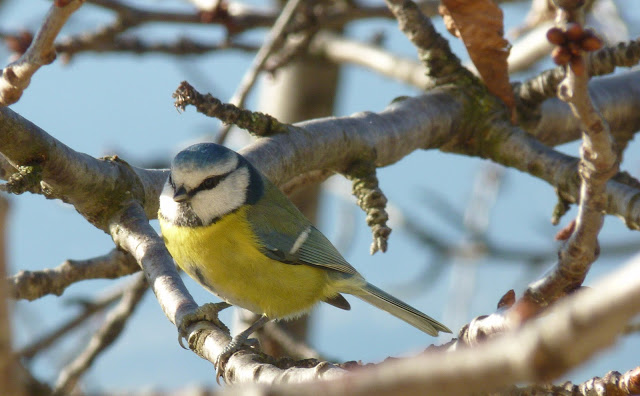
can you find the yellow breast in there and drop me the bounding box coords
[158,207,334,319]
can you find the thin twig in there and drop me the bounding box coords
[445,164,504,328]
[8,249,139,301]
[52,274,148,396]
[309,31,433,89]
[58,35,258,57]
[17,290,122,360]
[261,322,321,360]
[384,0,472,86]
[516,38,640,123]
[519,1,618,313]
[216,0,306,144]
[173,81,289,136]
[0,0,84,106]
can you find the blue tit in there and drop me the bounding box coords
[158,143,451,363]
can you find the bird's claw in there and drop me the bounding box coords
[177,302,231,349]
[214,336,261,384]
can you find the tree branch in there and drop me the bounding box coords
[0,0,84,106]
[8,249,139,301]
[519,1,618,310]
[52,274,148,395]
[17,289,122,360]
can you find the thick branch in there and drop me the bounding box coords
[0,107,167,226]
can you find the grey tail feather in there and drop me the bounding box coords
[354,283,451,336]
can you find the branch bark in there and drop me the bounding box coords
[0,0,84,106]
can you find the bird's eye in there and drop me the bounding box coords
[200,175,224,190]
[168,174,175,188]
[192,172,231,195]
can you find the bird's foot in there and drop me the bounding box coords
[214,333,261,383]
[177,302,232,349]
[214,315,270,383]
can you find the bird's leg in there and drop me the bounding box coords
[178,302,232,349]
[215,314,271,380]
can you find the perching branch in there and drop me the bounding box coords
[218,252,640,391]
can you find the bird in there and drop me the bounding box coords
[158,143,451,372]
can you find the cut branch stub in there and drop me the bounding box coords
[344,158,391,254]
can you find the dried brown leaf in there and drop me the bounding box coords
[439,0,515,115]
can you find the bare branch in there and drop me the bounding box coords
[81,0,441,40]
[17,290,122,360]
[309,31,433,89]
[516,38,640,126]
[0,195,23,396]
[216,0,307,143]
[261,322,322,360]
[57,34,258,57]
[498,366,640,395]
[8,249,139,301]
[53,274,148,395]
[0,0,84,106]
[519,1,618,310]
[174,81,289,136]
[2,62,640,384]
[280,170,334,196]
[384,0,473,86]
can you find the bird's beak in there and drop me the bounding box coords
[173,186,189,202]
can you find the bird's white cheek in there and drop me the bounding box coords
[190,168,249,224]
[190,187,241,224]
[159,183,180,222]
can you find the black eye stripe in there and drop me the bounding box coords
[191,172,231,195]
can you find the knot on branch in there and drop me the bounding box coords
[345,157,390,254]
[101,154,146,203]
[1,164,43,195]
[172,81,288,137]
